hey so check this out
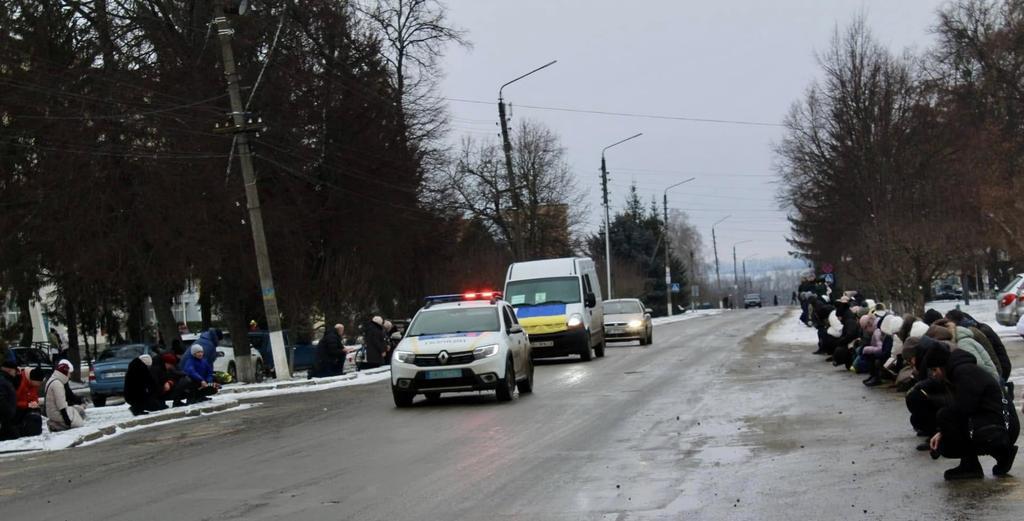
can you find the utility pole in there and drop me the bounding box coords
[498,60,556,260]
[212,3,290,380]
[600,133,642,299]
[732,240,752,309]
[689,250,696,312]
[662,177,695,316]
[711,215,730,308]
[601,158,612,298]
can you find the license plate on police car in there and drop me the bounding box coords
[424,369,462,380]
[531,341,554,348]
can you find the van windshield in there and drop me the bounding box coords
[505,277,581,307]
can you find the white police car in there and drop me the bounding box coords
[390,291,533,407]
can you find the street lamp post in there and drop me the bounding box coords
[498,60,557,260]
[742,254,758,291]
[732,240,752,308]
[601,133,643,299]
[662,177,695,316]
[711,215,731,308]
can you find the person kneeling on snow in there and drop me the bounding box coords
[124,354,166,416]
[179,344,219,406]
[926,348,1020,480]
[0,360,43,439]
[44,360,86,432]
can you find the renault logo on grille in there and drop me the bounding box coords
[438,351,450,365]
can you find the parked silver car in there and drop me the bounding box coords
[603,298,653,345]
[996,273,1024,326]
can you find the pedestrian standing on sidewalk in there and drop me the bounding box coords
[363,316,387,369]
[44,360,86,432]
[311,324,346,378]
[926,348,1020,480]
[48,327,64,364]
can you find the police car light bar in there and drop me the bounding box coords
[424,291,502,308]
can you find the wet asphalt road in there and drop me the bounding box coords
[1,308,1022,520]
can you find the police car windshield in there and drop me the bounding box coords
[604,301,643,314]
[506,277,581,307]
[406,308,500,337]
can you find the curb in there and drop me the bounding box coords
[218,367,391,395]
[67,401,241,448]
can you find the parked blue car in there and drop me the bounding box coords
[89,343,156,407]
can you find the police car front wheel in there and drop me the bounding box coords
[495,357,516,402]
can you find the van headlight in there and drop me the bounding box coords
[394,350,415,363]
[567,313,584,328]
[473,344,500,359]
[627,319,642,329]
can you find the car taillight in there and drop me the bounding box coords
[88,367,95,382]
[1000,293,1017,308]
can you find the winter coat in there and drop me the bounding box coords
[150,361,184,393]
[959,316,1011,380]
[182,355,213,384]
[124,358,157,406]
[863,317,890,356]
[44,371,84,431]
[966,326,1003,380]
[363,322,387,365]
[0,371,17,439]
[15,370,39,409]
[180,329,220,370]
[836,309,861,347]
[314,329,345,375]
[953,326,1000,382]
[940,349,1007,432]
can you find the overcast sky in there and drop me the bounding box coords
[439,0,948,264]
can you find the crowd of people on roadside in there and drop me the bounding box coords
[309,315,402,378]
[3,313,407,442]
[799,279,1020,480]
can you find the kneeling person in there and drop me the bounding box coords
[178,344,219,406]
[124,354,166,416]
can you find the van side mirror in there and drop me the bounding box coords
[585,293,596,307]
[508,324,523,335]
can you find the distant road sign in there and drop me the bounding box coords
[823,273,835,285]
[671,283,681,294]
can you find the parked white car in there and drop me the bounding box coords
[213,335,265,382]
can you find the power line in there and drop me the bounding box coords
[444,97,785,128]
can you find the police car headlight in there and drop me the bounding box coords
[567,313,584,328]
[473,344,500,359]
[627,319,642,329]
[394,350,415,363]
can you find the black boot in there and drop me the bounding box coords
[863,376,883,387]
[944,455,984,480]
[994,445,1018,477]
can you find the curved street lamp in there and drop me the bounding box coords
[662,177,696,316]
[600,133,643,298]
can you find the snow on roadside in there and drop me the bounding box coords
[1,367,392,456]
[652,309,725,326]
[765,309,817,345]
[222,367,392,401]
[0,397,243,455]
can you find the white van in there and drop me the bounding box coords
[504,257,605,361]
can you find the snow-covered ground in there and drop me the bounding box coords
[1,367,392,456]
[652,309,725,326]
[765,309,818,345]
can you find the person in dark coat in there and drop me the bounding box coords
[124,354,165,416]
[903,336,952,444]
[310,324,346,378]
[927,348,1020,480]
[923,308,944,326]
[830,298,862,369]
[363,316,387,368]
[0,360,19,440]
[151,353,185,403]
